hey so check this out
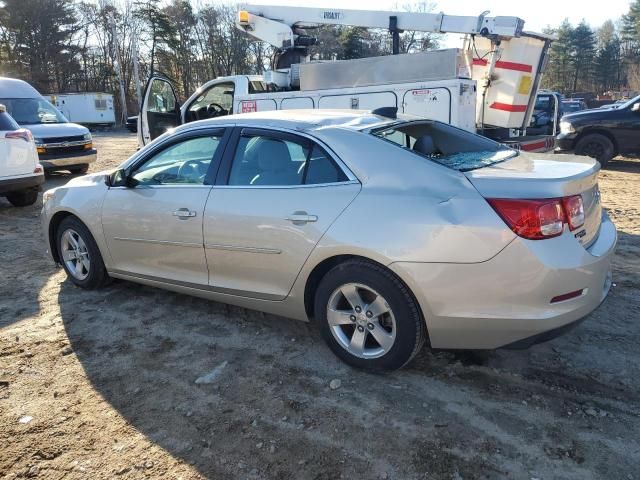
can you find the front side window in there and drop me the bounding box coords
[372,120,517,172]
[228,133,347,186]
[131,135,222,186]
[0,98,68,125]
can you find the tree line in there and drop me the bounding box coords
[542,0,640,94]
[1,0,639,120]
[0,0,437,118]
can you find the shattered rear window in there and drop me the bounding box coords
[422,149,517,172]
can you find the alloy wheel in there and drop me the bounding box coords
[326,283,396,359]
[60,228,91,280]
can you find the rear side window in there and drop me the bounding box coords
[304,145,347,184]
[228,132,348,186]
[0,111,19,131]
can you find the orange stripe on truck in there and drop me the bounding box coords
[473,58,533,73]
[489,102,528,112]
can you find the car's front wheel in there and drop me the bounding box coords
[575,133,614,167]
[314,259,426,371]
[56,216,109,289]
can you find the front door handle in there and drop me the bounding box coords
[286,211,318,225]
[173,208,197,219]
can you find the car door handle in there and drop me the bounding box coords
[286,211,318,225]
[173,208,197,219]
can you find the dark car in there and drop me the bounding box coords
[556,94,640,166]
[561,100,587,114]
[126,115,138,133]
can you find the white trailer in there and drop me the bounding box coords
[47,93,116,127]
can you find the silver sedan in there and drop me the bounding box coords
[41,110,616,371]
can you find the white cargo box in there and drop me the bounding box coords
[300,49,472,91]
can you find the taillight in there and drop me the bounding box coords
[34,164,43,174]
[562,195,585,230]
[488,198,565,240]
[488,194,586,240]
[5,129,32,142]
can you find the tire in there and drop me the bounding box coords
[314,259,426,371]
[69,165,89,175]
[575,134,614,167]
[56,216,109,289]
[6,189,38,207]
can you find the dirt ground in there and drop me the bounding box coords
[1,131,639,480]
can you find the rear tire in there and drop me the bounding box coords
[6,189,38,207]
[69,165,89,175]
[575,134,614,167]
[314,259,426,371]
[56,216,109,289]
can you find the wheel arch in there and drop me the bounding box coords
[303,254,429,343]
[48,210,76,264]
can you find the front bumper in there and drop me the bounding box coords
[390,212,617,349]
[555,133,579,152]
[0,173,45,195]
[39,149,97,169]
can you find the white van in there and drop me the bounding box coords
[0,78,96,174]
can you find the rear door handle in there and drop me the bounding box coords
[286,211,318,225]
[173,208,197,219]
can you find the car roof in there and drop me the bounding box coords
[0,77,42,98]
[174,109,404,134]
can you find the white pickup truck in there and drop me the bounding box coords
[0,104,44,207]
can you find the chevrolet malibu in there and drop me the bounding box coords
[41,110,616,371]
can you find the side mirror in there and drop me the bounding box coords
[106,169,129,188]
[632,103,640,113]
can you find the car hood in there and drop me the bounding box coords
[22,122,89,139]
[562,107,620,123]
[65,170,111,188]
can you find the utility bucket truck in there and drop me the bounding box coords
[138,5,554,152]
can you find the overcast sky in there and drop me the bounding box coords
[251,0,632,46]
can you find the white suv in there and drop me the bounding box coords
[0,104,44,207]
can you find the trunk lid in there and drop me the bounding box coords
[464,152,602,247]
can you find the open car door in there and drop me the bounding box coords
[139,75,181,146]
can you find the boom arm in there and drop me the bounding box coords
[237,4,525,50]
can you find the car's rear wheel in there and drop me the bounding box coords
[575,134,614,167]
[6,189,38,207]
[56,216,109,289]
[314,259,426,371]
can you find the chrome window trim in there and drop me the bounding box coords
[211,179,360,190]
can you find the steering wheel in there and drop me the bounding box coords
[177,159,204,183]
[206,103,226,118]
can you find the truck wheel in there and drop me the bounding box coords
[6,190,38,207]
[69,165,89,175]
[575,134,614,167]
[314,259,426,371]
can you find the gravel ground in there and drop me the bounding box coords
[1,131,639,479]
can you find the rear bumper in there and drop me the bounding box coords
[390,212,617,349]
[40,149,97,168]
[0,173,45,195]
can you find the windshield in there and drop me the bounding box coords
[0,97,68,125]
[617,94,640,110]
[371,120,518,172]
